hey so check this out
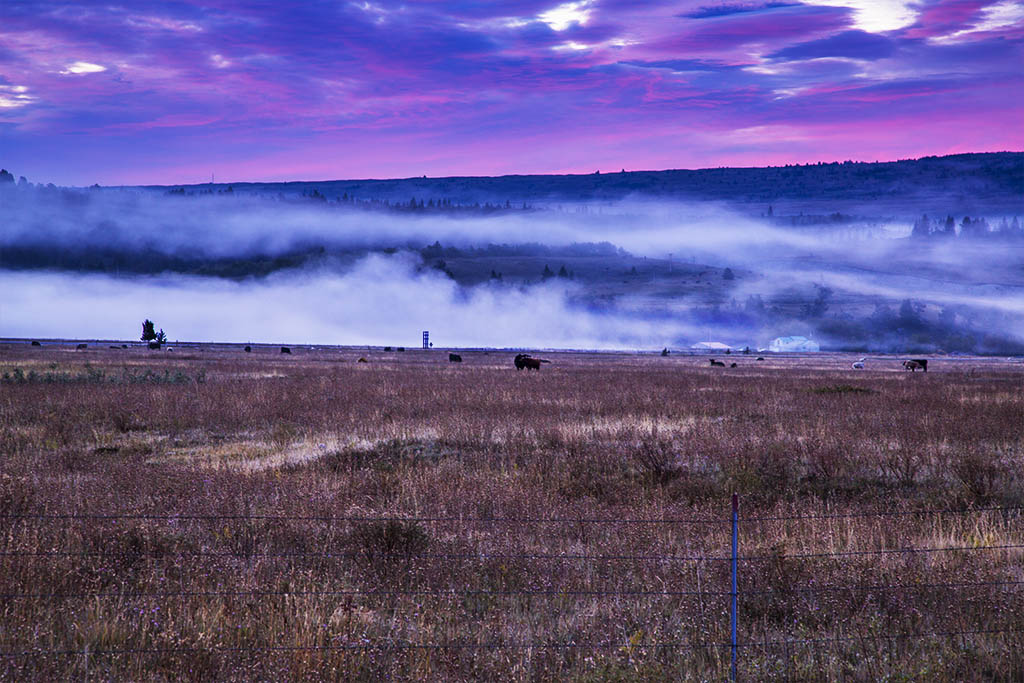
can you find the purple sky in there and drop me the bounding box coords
[1,0,1022,185]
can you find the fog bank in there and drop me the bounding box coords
[0,255,713,349]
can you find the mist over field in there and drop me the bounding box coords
[2,162,1023,353]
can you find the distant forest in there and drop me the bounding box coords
[148,151,1024,214]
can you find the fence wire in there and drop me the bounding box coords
[2,504,1021,673]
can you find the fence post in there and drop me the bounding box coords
[731,492,739,682]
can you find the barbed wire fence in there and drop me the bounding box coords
[1,501,1022,678]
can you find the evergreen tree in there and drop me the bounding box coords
[141,319,157,342]
[911,214,931,238]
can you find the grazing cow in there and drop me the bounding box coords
[281,347,291,354]
[76,343,88,350]
[709,359,726,367]
[449,353,462,363]
[358,357,368,363]
[244,345,252,353]
[397,347,405,352]
[852,358,866,369]
[756,357,765,361]
[121,344,128,349]
[903,359,927,372]
[31,341,41,347]
[109,345,120,349]
[514,353,549,371]
[384,346,393,352]
[730,362,737,368]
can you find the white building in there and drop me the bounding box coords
[768,336,820,352]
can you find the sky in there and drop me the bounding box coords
[1,0,1022,186]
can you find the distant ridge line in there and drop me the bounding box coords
[135,152,1024,209]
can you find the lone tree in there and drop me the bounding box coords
[141,320,168,348]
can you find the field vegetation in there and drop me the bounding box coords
[1,344,1022,680]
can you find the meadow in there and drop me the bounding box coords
[1,343,1022,680]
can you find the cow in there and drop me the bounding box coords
[709,359,726,367]
[358,357,368,363]
[76,343,88,350]
[756,357,765,361]
[281,347,291,354]
[903,359,928,372]
[730,362,737,368]
[384,346,393,352]
[31,341,41,347]
[852,358,866,369]
[514,353,550,371]
[397,347,405,352]
[449,353,462,363]
[244,345,252,353]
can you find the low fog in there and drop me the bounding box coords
[2,183,1022,352]
[1,184,902,258]
[0,257,714,349]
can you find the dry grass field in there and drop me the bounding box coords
[2,342,1023,680]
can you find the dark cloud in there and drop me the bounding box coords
[653,4,851,53]
[679,2,801,20]
[768,30,896,60]
[620,58,738,72]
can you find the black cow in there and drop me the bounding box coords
[449,353,462,362]
[244,345,252,353]
[76,343,88,350]
[514,353,550,371]
[281,347,291,354]
[709,359,725,367]
[31,341,41,346]
[903,359,928,372]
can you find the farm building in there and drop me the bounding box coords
[768,336,820,352]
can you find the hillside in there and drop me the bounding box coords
[150,152,1024,218]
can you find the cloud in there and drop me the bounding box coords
[679,3,802,20]
[0,84,35,108]
[767,30,896,60]
[0,0,1020,184]
[60,61,106,74]
[798,0,918,32]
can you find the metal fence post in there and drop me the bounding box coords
[731,492,739,682]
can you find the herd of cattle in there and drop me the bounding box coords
[41,342,936,372]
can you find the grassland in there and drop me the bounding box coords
[2,343,1023,680]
